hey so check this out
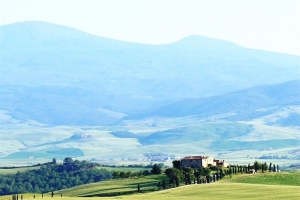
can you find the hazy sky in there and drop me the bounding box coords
[1,0,299,55]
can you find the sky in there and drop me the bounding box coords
[1,0,300,55]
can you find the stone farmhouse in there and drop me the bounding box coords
[181,155,229,168]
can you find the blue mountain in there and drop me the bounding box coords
[0,21,299,125]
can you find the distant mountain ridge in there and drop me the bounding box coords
[125,80,300,120]
[0,21,299,125]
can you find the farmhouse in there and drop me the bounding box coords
[181,155,229,168]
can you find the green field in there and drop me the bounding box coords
[0,166,40,174]
[225,172,300,186]
[1,172,300,200]
[0,182,299,200]
[56,174,166,197]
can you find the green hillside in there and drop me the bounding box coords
[1,172,299,200]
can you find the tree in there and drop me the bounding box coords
[183,167,194,184]
[262,162,268,172]
[137,184,140,193]
[229,167,232,176]
[172,160,181,170]
[52,158,57,165]
[112,171,120,179]
[254,161,260,172]
[175,176,180,187]
[157,163,164,169]
[119,172,126,178]
[269,162,272,172]
[125,171,132,178]
[165,168,182,186]
[63,157,73,164]
[220,168,223,179]
[162,179,166,189]
[151,164,162,174]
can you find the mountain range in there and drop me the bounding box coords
[126,80,300,122]
[1,21,300,126]
[0,21,300,163]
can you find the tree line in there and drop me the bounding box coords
[157,160,281,189]
[0,158,112,195]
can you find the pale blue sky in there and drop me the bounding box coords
[1,0,299,55]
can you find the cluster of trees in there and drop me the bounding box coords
[111,163,162,179]
[0,158,112,195]
[163,160,215,188]
[161,160,281,188]
[112,170,151,179]
[253,161,279,173]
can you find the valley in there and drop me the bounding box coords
[1,103,299,168]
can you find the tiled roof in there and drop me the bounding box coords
[181,156,209,160]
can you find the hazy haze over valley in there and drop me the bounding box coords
[0,1,299,166]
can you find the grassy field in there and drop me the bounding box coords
[0,183,299,200]
[0,166,40,174]
[56,174,166,197]
[0,172,299,200]
[225,172,300,186]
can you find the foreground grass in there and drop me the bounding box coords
[1,183,299,200]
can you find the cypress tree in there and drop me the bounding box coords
[137,184,140,193]
[162,179,166,189]
[175,177,180,187]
